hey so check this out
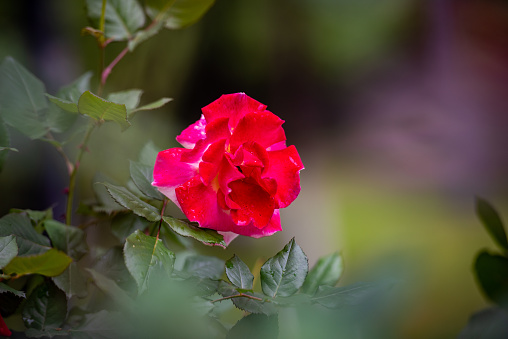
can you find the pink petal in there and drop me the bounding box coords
[176,115,206,148]
[262,145,304,208]
[236,210,282,238]
[229,111,286,154]
[228,179,275,229]
[153,148,198,206]
[217,231,239,246]
[201,93,267,130]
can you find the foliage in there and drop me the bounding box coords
[0,1,394,338]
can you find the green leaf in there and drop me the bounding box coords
[86,268,134,309]
[0,235,18,269]
[92,173,125,214]
[0,213,50,255]
[3,248,72,277]
[181,254,224,280]
[226,313,278,339]
[458,307,508,339]
[0,282,25,298]
[52,262,88,299]
[0,120,12,172]
[78,91,130,130]
[68,310,122,339]
[160,0,215,29]
[130,160,163,200]
[226,255,254,290]
[475,250,508,308]
[128,97,172,117]
[86,0,145,40]
[107,89,143,111]
[311,282,380,309]
[217,281,276,315]
[260,238,309,298]
[22,282,67,331]
[44,220,88,260]
[100,182,161,221]
[128,19,165,51]
[111,213,151,242]
[58,71,93,103]
[301,252,343,295]
[93,247,136,291]
[162,216,226,247]
[0,56,48,139]
[476,197,508,250]
[124,230,175,294]
[46,94,78,113]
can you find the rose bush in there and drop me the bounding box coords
[153,93,304,244]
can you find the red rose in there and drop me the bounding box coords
[0,314,11,337]
[153,93,303,244]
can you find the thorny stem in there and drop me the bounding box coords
[157,199,169,240]
[65,123,96,225]
[45,132,74,175]
[100,46,129,90]
[211,294,265,303]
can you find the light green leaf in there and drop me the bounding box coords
[260,237,308,298]
[3,248,72,277]
[86,0,145,40]
[130,160,163,200]
[0,282,25,298]
[0,213,50,255]
[52,262,88,299]
[301,252,343,295]
[46,94,78,113]
[100,182,161,221]
[162,216,226,247]
[78,91,130,130]
[146,0,215,30]
[0,235,17,269]
[22,282,67,331]
[476,197,508,250]
[86,268,134,309]
[44,219,88,260]
[58,72,93,103]
[226,255,254,290]
[107,89,143,110]
[124,230,175,294]
[217,281,276,315]
[128,97,172,117]
[0,56,48,138]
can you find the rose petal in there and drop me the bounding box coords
[229,111,286,154]
[217,231,239,246]
[201,93,267,130]
[176,115,206,148]
[153,148,198,206]
[228,179,275,229]
[218,156,244,195]
[235,210,282,238]
[199,139,226,185]
[262,145,304,208]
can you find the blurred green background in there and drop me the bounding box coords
[2,0,508,337]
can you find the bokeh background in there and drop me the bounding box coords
[2,0,508,337]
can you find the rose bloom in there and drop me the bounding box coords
[153,93,303,245]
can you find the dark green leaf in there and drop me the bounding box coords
[124,230,175,294]
[217,281,276,315]
[0,56,48,139]
[111,213,151,241]
[227,313,278,339]
[3,248,72,277]
[22,282,67,331]
[107,89,143,111]
[458,307,508,339]
[311,282,380,309]
[130,160,163,200]
[44,220,88,260]
[68,310,122,339]
[86,0,145,40]
[226,255,254,290]
[86,268,134,309]
[260,238,308,298]
[78,91,130,130]
[0,282,25,298]
[301,252,343,295]
[93,247,136,292]
[52,262,88,299]
[181,254,224,279]
[0,213,50,255]
[162,216,226,247]
[475,251,508,308]
[0,235,18,269]
[128,97,172,118]
[100,182,160,221]
[476,197,508,250]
